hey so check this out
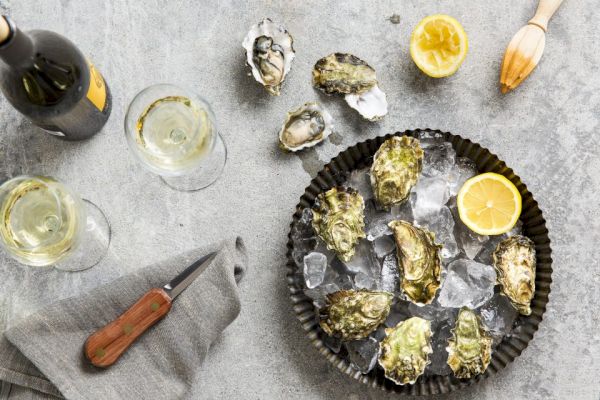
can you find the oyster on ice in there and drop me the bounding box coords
[312,187,366,262]
[389,220,442,305]
[370,136,424,208]
[492,235,536,315]
[279,102,333,152]
[447,308,492,379]
[378,317,432,385]
[242,18,295,95]
[312,53,388,120]
[319,290,393,341]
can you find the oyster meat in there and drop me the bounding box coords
[279,102,333,152]
[447,307,493,379]
[492,235,536,315]
[312,186,366,262]
[320,290,393,341]
[242,18,295,95]
[370,136,424,208]
[389,220,442,305]
[378,317,432,385]
[312,53,388,120]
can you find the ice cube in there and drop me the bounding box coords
[411,177,450,221]
[384,300,411,327]
[346,167,373,200]
[380,253,400,293]
[364,199,394,240]
[422,142,456,178]
[416,131,446,148]
[345,337,380,374]
[303,252,328,289]
[354,272,378,290]
[447,157,477,196]
[408,300,455,327]
[416,207,459,259]
[455,221,489,260]
[478,293,518,342]
[323,335,342,353]
[437,259,497,309]
[390,200,413,222]
[343,240,381,279]
[372,235,396,258]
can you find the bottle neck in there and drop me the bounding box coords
[0,16,34,68]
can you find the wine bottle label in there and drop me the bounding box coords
[86,61,107,111]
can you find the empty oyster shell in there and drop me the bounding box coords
[312,53,388,120]
[492,235,536,315]
[278,102,333,152]
[370,136,424,208]
[319,289,393,341]
[389,220,442,305]
[312,186,366,262]
[447,307,493,379]
[378,317,432,385]
[345,85,388,121]
[242,18,295,95]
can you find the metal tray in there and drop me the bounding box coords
[285,128,552,395]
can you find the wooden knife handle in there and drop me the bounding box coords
[528,0,564,32]
[84,288,172,368]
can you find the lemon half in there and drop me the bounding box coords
[410,14,468,78]
[457,173,522,236]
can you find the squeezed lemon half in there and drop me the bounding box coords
[410,14,468,78]
[457,173,522,236]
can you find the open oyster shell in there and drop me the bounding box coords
[492,235,536,315]
[278,102,333,152]
[389,220,442,305]
[378,317,432,385]
[447,307,493,379]
[242,18,295,96]
[311,186,366,262]
[312,53,388,120]
[371,136,424,208]
[319,289,393,341]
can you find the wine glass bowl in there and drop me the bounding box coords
[124,84,227,191]
[0,175,111,271]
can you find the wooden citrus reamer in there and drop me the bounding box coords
[500,0,564,93]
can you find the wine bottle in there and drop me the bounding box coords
[0,16,111,140]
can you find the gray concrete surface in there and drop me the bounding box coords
[0,0,598,399]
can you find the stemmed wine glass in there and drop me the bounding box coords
[124,84,227,191]
[0,175,110,271]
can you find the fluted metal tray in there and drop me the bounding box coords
[285,128,552,395]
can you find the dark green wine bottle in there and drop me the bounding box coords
[0,16,111,140]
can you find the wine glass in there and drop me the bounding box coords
[124,84,227,191]
[0,175,111,271]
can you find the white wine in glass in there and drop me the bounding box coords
[125,84,227,191]
[0,176,110,270]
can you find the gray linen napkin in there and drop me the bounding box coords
[0,237,247,400]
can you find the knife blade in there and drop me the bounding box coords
[84,252,217,368]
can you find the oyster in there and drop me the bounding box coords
[492,235,536,315]
[242,18,295,95]
[312,53,388,120]
[370,136,424,208]
[278,102,333,152]
[378,317,432,385]
[389,220,442,305]
[320,290,393,341]
[447,307,493,379]
[312,187,366,262]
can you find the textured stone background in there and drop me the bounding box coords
[0,1,599,399]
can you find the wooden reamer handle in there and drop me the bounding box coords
[84,288,172,368]
[528,0,564,32]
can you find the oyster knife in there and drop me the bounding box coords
[84,252,217,368]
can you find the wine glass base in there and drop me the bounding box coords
[160,132,227,192]
[54,199,111,272]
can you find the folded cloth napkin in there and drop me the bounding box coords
[0,237,247,400]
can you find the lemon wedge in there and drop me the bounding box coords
[457,173,522,236]
[410,14,468,78]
